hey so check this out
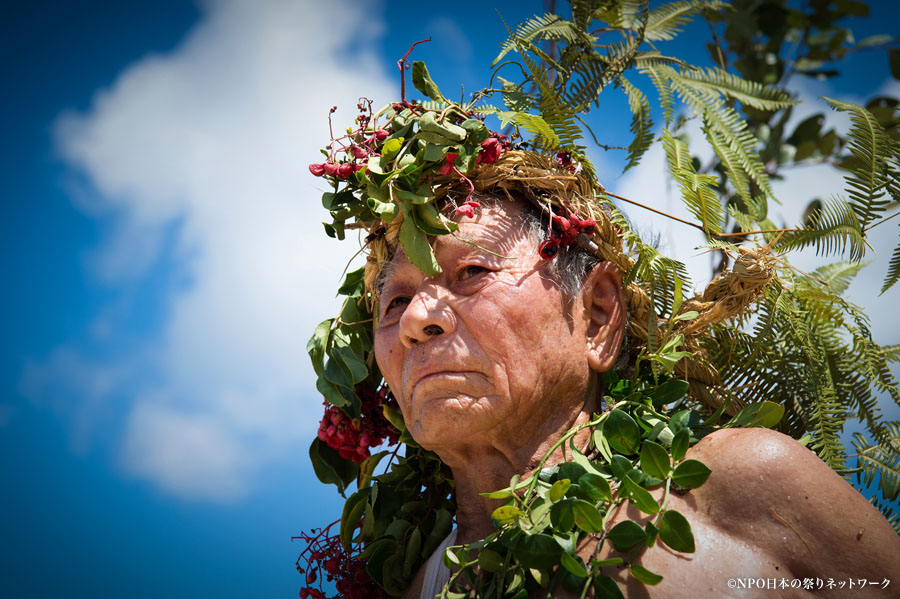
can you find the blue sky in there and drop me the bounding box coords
[2,1,899,597]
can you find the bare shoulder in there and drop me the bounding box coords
[686,427,900,581]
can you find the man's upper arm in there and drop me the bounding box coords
[688,428,900,583]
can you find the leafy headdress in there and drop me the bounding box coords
[298,3,900,596]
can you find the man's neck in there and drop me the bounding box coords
[439,406,598,546]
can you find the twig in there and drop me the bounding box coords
[602,189,707,233]
[707,21,727,70]
[397,38,432,102]
[864,209,900,232]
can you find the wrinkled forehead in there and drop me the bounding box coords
[374,198,537,292]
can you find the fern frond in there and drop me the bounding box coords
[620,76,654,172]
[492,109,561,147]
[775,196,865,261]
[677,67,798,112]
[825,97,892,229]
[663,130,726,235]
[807,260,868,295]
[497,77,536,113]
[492,13,580,67]
[633,50,691,71]
[645,0,727,41]
[591,0,647,29]
[655,64,773,200]
[642,64,675,125]
[882,232,900,294]
[852,422,900,505]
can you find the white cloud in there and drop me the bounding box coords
[43,0,394,501]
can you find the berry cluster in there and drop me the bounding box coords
[295,521,388,599]
[308,101,389,180]
[477,134,509,165]
[555,151,575,170]
[316,384,400,465]
[538,212,597,260]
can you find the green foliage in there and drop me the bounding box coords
[852,421,900,534]
[663,129,726,235]
[426,372,777,598]
[825,98,894,229]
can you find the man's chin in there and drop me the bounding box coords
[406,393,499,449]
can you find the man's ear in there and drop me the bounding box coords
[582,262,626,372]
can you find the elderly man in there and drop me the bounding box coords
[371,195,900,598]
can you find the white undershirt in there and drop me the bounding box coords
[420,529,458,599]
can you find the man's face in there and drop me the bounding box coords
[373,200,597,453]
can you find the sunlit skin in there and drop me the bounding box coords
[374,200,900,598]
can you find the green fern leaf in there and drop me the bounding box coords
[662,130,726,235]
[775,196,865,261]
[677,67,798,112]
[645,0,728,41]
[824,97,892,229]
[620,76,654,172]
[882,230,900,294]
[492,13,580,67]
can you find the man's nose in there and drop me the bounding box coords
[398,283,456,348]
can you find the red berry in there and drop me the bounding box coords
[337,163,354,178]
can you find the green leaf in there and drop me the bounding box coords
[550,478,571,502]
[402,527,422,577]
[477,548,505,573]
[308,438,358,494]
[550,498,575,531]
[530,568,551,588]
[605,409,642,455]
[337,267,366,296]
[649,379,689,408]
[622,473,661,515]
[594,575,625,599]
[672,459,712,488]
[726,401,784,428]
[306,319,331,377]
[331,345,367,385]
[671,428,690,462]
[381,404,405,432]
[640,440,671,480]
[381,137,404,161]
[608,455,633,480]
[578,473,612,503]
[607,520,646,552]
[856,34,893,49]
[560,551,588,578]
[516,533,563,569]
[629,563,664,586]
[398,203,441,276]
[411,60,445,102]
[340,490,369,548]
[572,499,604,533]
[645,521,659,547]
[422,143,445,162]
[492,505,525,524]
[659,509,695,553]
[891,49,900,80]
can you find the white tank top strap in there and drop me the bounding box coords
[420,528,458,599]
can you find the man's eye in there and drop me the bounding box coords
[384,296,410,314]
[458,265,489,280]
